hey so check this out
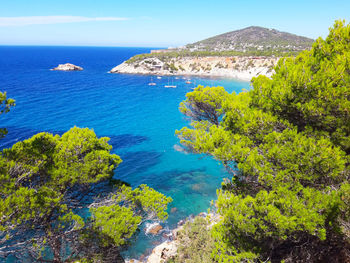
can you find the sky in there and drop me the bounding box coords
[0,0,349,47]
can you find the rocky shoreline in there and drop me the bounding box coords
[126,213,220,263]
[110,56,278,81]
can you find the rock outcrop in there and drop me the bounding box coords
[146,241,178,263]
[51,63,83,71]
[145,223,163,235]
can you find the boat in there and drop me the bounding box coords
[148,77,156,86]
[191,80,197,90]
[164,77,177,88]
[157,76,162,79]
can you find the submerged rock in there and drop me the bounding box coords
[145,223,163,235]
[51,63,83,71]
[173,144,188,154]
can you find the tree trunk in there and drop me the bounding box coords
[51,237,62,263]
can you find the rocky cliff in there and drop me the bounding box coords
[110,56,278,81]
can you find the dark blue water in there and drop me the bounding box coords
[0,46,249,259]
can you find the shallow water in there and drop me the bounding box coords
[0,46,249,259]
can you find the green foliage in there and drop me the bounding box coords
[173,216,215,263]
[90,184,172,249]
[0,91,15,138]
[179,85,229,126]
[250,20,350,152]
[178,65,185,71]
[165,62,178,71]
[177,20,350,262]
[0,91,15,115]
[0,127,172,262]
[339,183,350,240]
[91,205,141,247]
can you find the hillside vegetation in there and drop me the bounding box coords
[188,26,314,52]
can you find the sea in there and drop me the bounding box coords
[0,46,249,259]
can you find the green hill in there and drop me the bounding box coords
[186,26,314,53]
[125,26,314,64]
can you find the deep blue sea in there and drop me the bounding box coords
[0,46,249,259]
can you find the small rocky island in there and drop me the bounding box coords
[51,63,83,71]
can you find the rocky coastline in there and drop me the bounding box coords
[110,56,278,81]
[126,212,220,263]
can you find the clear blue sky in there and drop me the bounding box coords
[0,0,349,47]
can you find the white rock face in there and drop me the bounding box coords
[125,226,182,263]
[51,63,83,71]
[146,241,178,263]
[124,242,177,263]
[110,56,278,81]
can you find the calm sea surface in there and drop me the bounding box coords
[0,46,249,259]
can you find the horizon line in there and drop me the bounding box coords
[0,44,168,49]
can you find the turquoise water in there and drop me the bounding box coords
[0,46,249,259]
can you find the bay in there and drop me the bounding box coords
[0,46,249,259]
